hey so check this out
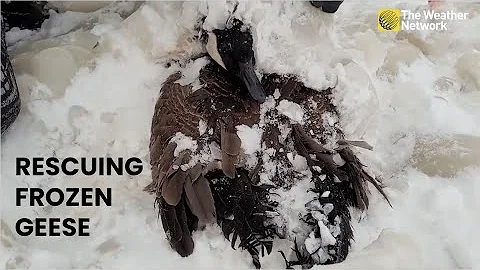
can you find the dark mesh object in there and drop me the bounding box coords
[1,17,21,135]
[1,1,50,31]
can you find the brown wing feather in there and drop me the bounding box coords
[184,174,216,224]
[149,65,265,257]
[220,119,241,178]
[270,74,390,211]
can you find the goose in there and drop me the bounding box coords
[145,16,389,268]
[145,18,268,260]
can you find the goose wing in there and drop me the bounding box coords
[262,74,390,265]
[264,74,389,210]
[146,72,217,257]
[147,65,261,257]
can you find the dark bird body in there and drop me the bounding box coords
[146,15,389,269]
[146,60,389,267]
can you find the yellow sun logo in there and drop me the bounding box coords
[378,9,401,32]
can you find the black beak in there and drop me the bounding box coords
[238,61,266,103]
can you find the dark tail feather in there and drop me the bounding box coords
[158,196,195,257]
[293,124,391,209]
[207,169,277,269]
[292,125,342,180]
[161,150,191,206]
[337,147,392,208]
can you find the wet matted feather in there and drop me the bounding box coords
[207,169,278,269]
[184,175,216,224]
[157,196,195,257]
[260,74,390,267]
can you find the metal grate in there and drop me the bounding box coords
[1,16,21,135]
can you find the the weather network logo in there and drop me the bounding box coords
[378,9,401,32]
[378,8,469,32]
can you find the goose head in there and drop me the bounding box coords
[310,1,343,13]
[205,18,266,103]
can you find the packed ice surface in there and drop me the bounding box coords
[1,0,480,269]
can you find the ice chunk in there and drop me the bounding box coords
[276,100,304,124]
[455,50,480,91]
[286,152,308,172]
[318,220,336,246]
[273,89,281,99]
[354,29,386,70]
[305,232,322,254]
[14,47,78,98]
[412,134,480,178]
[236,124,263,155]
[377,42,422,81]
[312,166,322,173]
[198,120,207,136]
[322,203,334,216]
[170,132,198,157]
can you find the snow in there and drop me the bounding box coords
[170,132,198,157]
[276,100,305,124]
[176,57,210,86]
[2,0,480,269]
[326,229,423,269]
[48,1,111,13]
[332,153,346,167]
[236,124,263,156]
[198,120,207,136]
[317,219,336,247]
[320,191,330,198]
[286,152,308,172]
[4,28,37,46]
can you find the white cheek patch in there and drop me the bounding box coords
[206,32,227,70]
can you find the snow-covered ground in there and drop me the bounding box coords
[1,0,480,268]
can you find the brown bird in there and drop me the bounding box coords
[145,18,267,259]
[145,17,390,269]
